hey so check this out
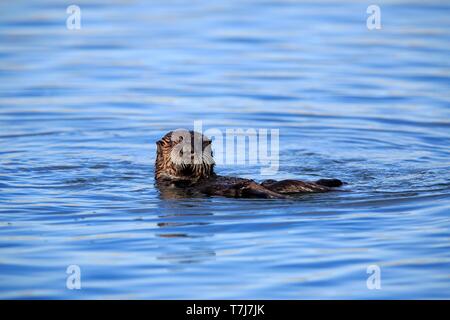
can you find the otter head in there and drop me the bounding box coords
[155,130,215,182]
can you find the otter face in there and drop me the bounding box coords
[155,130,215,182]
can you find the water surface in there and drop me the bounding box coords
[1,0,450,299]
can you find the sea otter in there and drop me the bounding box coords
[155,130,343,199]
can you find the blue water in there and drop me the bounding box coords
[1,0,450,299]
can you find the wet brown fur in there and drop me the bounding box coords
[155,131,343,199]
